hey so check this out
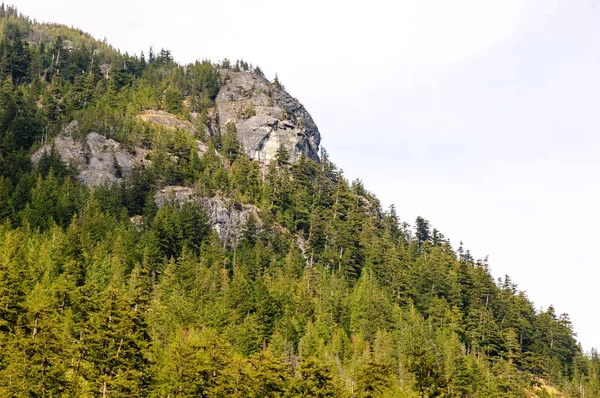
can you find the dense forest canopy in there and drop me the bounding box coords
[0,4,598,397]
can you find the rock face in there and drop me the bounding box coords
[136,110,211,158]
[215,71,321,164]
[32,130,149,187]
[155,186,260,243]
[137,110,196,132]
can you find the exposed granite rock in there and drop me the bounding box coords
[200,196,260,244]
[136,110,196,133]
[215,71,320,164]
[154,186,197,207]
[32,132,149,187]
[197,141,209,156]
[137,110,211,159]
[155,186,261,243]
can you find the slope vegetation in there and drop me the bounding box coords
[0,5,598,397]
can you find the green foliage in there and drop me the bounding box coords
[164,86,184,115]
[276,143,290,167]
[0,6,593,397]
[355,360,392,398]
[222,121,242,162]
[153,199,210,259]
[289,357,338,397]
[237,102,256,120]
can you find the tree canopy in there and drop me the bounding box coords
[0,6,597,397]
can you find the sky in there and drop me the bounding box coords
[15,0,600,351]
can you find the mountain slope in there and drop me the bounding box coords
[0,5,598,397]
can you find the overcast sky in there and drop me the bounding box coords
[15,0,600,351]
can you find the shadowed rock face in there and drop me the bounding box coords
[155,186,260,243]
[215,70,320,164]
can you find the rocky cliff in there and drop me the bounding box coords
[32,126,149,187]
[137,109,197,132]
[215,71,321,164]
[33,68,322,189]
[155,186,260,243]
[31,69,320,240]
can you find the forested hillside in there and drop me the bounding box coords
[0,5,599,397]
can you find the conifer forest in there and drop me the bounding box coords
[0,5,598,397]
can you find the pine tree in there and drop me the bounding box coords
[0,10,589,396]
[81,286,151,397]
[275,143,290,167]
[355,360,392,398]
[156,327,234,397]
[247,350,290,397]
[0,176,13,220]
[415,216,431,246]
[289,357,337,398]
[223,121,242,163]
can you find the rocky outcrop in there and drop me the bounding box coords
[155,186,260,243]
[215,71,320,164]
[154,186,197,207]
[136,110,211,158]
[137,110,196,133]
[32,129,149,187]
[31,67,323,191]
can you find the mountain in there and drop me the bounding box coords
[0,5,598,397]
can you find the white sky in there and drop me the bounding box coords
[15,0,600,351]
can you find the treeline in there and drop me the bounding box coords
[0,5,599,397]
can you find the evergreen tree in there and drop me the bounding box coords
[0,8,588,396]
[289,358,337,398]
[355,360,392,398]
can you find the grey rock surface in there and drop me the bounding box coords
[215,71,320,164]
[136,110,211,159]
[32,132,149,187]
[155,186,260,243]
[154,186,197,207]
[137,110,196,132]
